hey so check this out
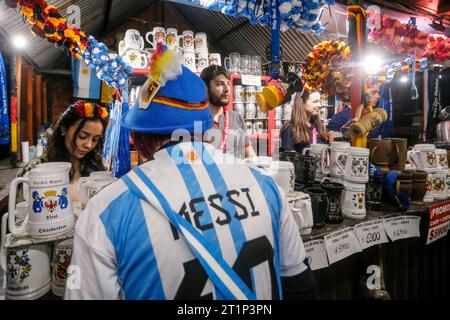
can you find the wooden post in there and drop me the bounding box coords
[35,74,42,136]
[15,55,23,161]
[42,79,48,124]
[26,66,34,144]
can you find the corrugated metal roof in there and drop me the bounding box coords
[0,0,323,69]
[168,2,322,63]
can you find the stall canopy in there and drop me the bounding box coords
[0,0,448,71]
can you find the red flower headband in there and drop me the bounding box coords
[72,102,109,124]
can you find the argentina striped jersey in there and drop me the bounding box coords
[65,142,307,300]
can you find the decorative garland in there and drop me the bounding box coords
[376,57,428,83]
[302,40,352,99]
[368,15,449,62]
[4,0,132,89]
[423,35,450,62]
[191,0,335,34]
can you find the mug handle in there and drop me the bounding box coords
[224,57,230,71]
[407,150,418,168]
[139,36,145,50]
[302,147,311,156]
[391,144,400,165]
[1,212,8,272]
[322,146,330,175]
[145,32,155,50]
[370,145,379,161]
[8,177,29,237]
[177,35,184,50]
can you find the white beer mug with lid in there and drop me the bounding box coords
[209,53,222,66]
[165,28,180,50]
[180,30,195,52]
[0,214,52,300]
[51,238,74,297]
[9,164,74,238]
[342,182,366,219]
[194,32,208,53]
[183,52,196,73]
[432,170,447,200]
[77,171,117,207]
[196,52,209,73]
[302,144,330,178]
[267,161,295,195]
[329,142,350,177]
[344,147,370,183]
[407,144,437,169]
[145,27,166,50]
[435,148,449,170]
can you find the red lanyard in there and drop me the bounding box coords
[219,111,229,152]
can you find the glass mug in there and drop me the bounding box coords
[224,53,240,74]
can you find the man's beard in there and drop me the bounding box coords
[209,90,229,107]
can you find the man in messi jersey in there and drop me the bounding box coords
[65,46,317,300]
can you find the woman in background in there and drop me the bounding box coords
[280,89,328,155]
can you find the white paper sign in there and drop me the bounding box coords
[383,216,421,242]
[241,74,262,86]
[324,227,362,265]
[303,239,329,271]
[354,219,389,249]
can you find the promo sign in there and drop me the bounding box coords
[426,200,450,245]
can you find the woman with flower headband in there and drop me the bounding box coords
[17,101,109,201]
[280,83,329,155]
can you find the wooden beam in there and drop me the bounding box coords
[26,66,33,144]
[35,74,42,137]
[42,80,48,124]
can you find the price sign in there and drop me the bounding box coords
[427,200,450,245]
[383,216,421,242]
[354,219,389,249]
[303,239,329,271]
[324,227,362,265]
[241,74,262,86]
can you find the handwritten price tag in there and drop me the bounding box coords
[354,219,389,249]
[303,239,329,271]
[241,74,262,86]
[324,227,362,265]
[383,216,421,241]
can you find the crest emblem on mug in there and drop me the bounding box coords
[184,35,193,47]
[427,152,436,166]
[54,250,71,281]
[8,249,32,283]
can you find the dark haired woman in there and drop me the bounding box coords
[280,90,328,155]
[17,101,109,201]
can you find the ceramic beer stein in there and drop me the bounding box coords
[409,170,428,205]
[9,164,74,238]
[321,182,344,224]
[194,32,208,53]
[295,154,317,187]
[407,144,437,170]
[183,52,196,73]
[51,238,74,297]
[368,138,392,174]
[303,144,330,180]
[432,170,447,200]
[77,171,117,207]
[350,108,388,136]
[344,147,370,183]
[342,182,366,219]
[208,53,222,66]
[179,30,195,52]
[268,161,295,195]
[435,148,449,170]
[290,193,313,235]
[145,27,166,50]
[305,187,329,229]
[165,28,179,50]
[329,142,350,178]
[1,215,52,300]
[423,168,435,203]
[388,138,408,171]
[366,176,384,211]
